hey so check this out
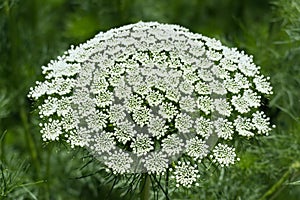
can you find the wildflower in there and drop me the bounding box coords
[29,22,274,186]
[104,150,133,174]
[185,137,209,161]
[143,152,169,175]
[210,143,240,167]
[214,118,234,140]
[194,117,213,139]
[130,133,154,156]
[113,120,136,144]
[170,161,200,188]
[162,134,184,156]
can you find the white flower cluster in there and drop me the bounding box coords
[28,22,274,188]
[170,161,200,188]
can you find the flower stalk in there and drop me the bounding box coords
[140,174,151,200]
[259,161,300,200]
[20,106,40,176]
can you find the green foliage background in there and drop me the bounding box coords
[0,0,300,199]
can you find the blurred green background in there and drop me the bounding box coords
[1,0,300,199]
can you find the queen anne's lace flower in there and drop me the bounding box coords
[89,131,116,153]
[197,96,213,115]
[180,96,197,112]
[210,143,240,167]
[194,117,213,139]
[147,116,168,139]
[234,116,254,137]
[142,152,169,175]
[170,161,200,188]
[185,137,209,161]
[38,97,58,117]
[214,118,234,140]
[159,102,179,121]
[108,104,126,125]
[252,111,273,135]
[85,110,108,132]
[113,120,136,144]
[213,98,232,116]
[40,119,62,141]
[104,150,133,174]
[130,133,154,156]
[29,21,274,187]
[175,113,193,134]
[132,106,151,127]
[194,80,210,95]
[162,134,184,156]
[253,75,273,95]
[146,90,164,107]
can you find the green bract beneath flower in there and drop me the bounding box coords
[28,21,274,187]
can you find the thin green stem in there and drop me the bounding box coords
[6,180,44,195]
[140,174,151,200]
[0,130,7,162]
[20,107,40,177]
[259,161,300,200]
